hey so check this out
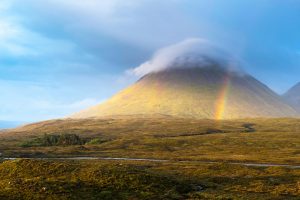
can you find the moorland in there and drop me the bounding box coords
[0,116,299,199]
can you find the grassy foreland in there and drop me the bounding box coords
[0,116,299,199]
[0,117,299,164]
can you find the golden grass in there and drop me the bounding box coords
[0,116,300,199]
[0,116,299,165]
[0,159,299,199]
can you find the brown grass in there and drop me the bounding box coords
[0,116,299,165]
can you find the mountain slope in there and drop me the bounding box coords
[283,82,300,111]
[72,66,297,119]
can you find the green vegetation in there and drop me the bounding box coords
[20,134,86,147]
[85,138,108,145]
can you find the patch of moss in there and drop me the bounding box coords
[85,138,108,145]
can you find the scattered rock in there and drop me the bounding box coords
[191,184,204,192]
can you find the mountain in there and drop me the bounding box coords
[283,82,300,111]
[72,65,298,120]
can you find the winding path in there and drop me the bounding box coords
[2,157,300,169]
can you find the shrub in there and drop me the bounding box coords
[86,138,108,145]
[20,134,85,147]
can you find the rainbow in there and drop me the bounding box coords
[214,75,231,120]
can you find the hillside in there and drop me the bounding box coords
[283,82,300,111]
[72,66,297,119]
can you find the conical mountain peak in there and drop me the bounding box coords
[72,66,297,119]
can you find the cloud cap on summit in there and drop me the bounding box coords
[130,38,244,77]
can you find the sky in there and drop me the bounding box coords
[1,0,300,122]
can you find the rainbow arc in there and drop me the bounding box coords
[214,75,231,120]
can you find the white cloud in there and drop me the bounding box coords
[129,38,243,76]
[0,19,31,56]
[10,0,196,49]
[51,0,140,19]
[26,98,101,118]
[15,0,143,25]
[0,0,10,11]
[66,98,101,110]
[0,71,133,122]
[0,17,88,62]
[0,19,18,39]
[33,98,100,121]
[0,2,33,56]
[0,79,102,121]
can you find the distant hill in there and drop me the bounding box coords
[283,82,300,111]
[72,64,298,119]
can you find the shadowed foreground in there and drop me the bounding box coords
[0,159,299,200]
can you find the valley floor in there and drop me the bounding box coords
[0,116,299,199]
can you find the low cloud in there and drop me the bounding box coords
[129,38,243,77]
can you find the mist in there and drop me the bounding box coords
[130,38,244,77]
